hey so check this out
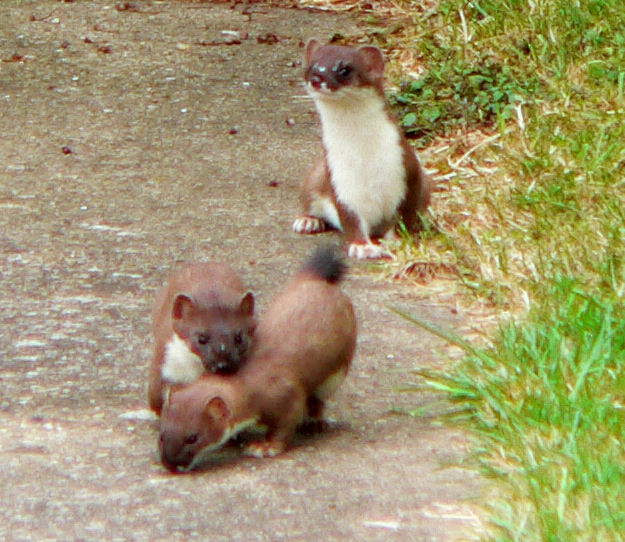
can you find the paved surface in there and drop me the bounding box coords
[0,2,483,540]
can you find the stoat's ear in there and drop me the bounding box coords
[357,45,385,80]
[172,293,194,320]
[305,38,322,64]
[204,396,230,422]
[239,292,255,317]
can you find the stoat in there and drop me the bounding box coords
[159,246,356,471]
[293,39,431,259]
[148,262,256,415]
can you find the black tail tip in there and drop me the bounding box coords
[303,245,346,284]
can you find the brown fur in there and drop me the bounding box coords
[159,249,356,471]
[148,262,255,415]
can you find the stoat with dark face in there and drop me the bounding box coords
[158,246,356,471]
[148,262,256,415]
[293,39,431,259]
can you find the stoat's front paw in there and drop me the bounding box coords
[347,242,391,260]
[292,216,326,234]
[242,440,285,458]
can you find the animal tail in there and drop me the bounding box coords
[301,245,346,284]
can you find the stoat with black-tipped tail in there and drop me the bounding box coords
[159,246,356,471]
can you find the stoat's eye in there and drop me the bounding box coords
[197,334,210,345]
[336,63,353,79]
[184,433,199,445]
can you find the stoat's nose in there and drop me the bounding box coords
[309,73,324,88]
[307,62,332,91]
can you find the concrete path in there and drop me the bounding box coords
[0,2,483,540]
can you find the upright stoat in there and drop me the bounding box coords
[293,39,431,259]
[148,262,256,415]
[159,246,356,471]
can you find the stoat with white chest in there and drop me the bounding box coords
[159,246,356,471]
[148,262,256,415]
[293,39,431,259]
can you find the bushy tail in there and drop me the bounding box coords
[301,245,346,284]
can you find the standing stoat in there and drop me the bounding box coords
[148,262,256,415]
[293,39,431,259]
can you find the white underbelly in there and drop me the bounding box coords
[316,89,406,235]
[329,149,406,232]
[314,365,348,401]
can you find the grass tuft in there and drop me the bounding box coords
[396,279,625,540]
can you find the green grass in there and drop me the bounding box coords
[390,45,539,145]
[396,280,625,540]
[364,0,625,539]
[374,0,625,305]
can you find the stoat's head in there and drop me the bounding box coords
[159,380,233,472]
[303,39,385,99]
[170,291,256,376]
